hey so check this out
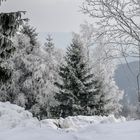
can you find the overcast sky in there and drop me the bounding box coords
[0,0,89,33]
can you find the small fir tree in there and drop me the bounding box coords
[44,35,54,52]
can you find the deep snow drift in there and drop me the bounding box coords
[0,102,140,140]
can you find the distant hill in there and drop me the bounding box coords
[115,61,139,106]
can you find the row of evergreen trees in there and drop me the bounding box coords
[0,22,122,119]
[0,0,123,119]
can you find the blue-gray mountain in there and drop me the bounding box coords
[115,61,139,106]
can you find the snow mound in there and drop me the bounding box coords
[0,102,39,129]
[0,102,126,131]
[40,119,59,129]
[46,115,126,131]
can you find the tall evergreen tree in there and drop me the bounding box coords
[79,23,123,116]
[0,0,27,84]
[52,34,96,118]
[0,0,28,108]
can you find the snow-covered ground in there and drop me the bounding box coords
[0,102,140,140]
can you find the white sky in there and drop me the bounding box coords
[0,0,89,32]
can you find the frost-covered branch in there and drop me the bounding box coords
[82,0,140,104]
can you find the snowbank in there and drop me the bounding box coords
[0,102,40,129]
[53,115,126,131]
[0,102,140,140]
[40,115,126,131]
[0,102,125,131]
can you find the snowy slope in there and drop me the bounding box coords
[0,102,140,140]
[0,120,140,140]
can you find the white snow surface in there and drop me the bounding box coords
[0,102,40,129]
[0,102,140,140]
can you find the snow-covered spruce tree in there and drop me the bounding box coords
[91,40,123,116]
[27,34,62,119]
[52,34,97,118]
[0,32,36,104]
[0,12,27,82]
[44,34,54,53]
[43,34,56,82]
[12,29,46,118]
[0,22,38,108]
[0,0,27,102]
[5,32,60,120]
[37,34,63,119]
[43,34,63,83]
[78,22,123,116]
